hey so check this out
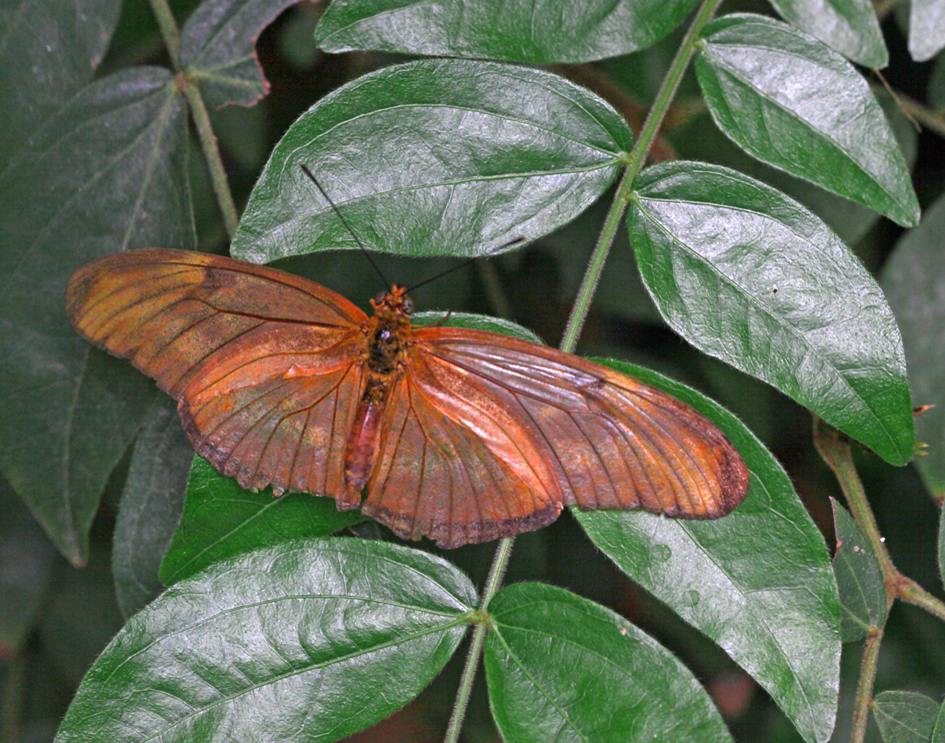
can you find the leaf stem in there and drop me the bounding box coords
[813,418,945,739]
[148,0,240,240]
[560,0,722,351]
[814,419,898,598]
[443,537,513,743]
[849,627,883,743]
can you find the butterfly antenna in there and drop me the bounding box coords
[405,237,526,294]
[299,164,389,289]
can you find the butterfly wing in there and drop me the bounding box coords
[67,248,369,496]
[361,366,563,548]
[395,327,749,525]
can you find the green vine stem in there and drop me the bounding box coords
[444,1,724,739]
[850,627,884,743]
[148,0,240,239]
[814,418,945,742]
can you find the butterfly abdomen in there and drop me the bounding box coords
[342,298,413,507]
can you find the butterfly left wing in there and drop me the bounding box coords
[406,327,749,522]
[67,248,371,499]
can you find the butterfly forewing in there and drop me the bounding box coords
[66,249,366,397]
[411,328,749,520]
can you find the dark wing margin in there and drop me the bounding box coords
[411,328,749,520]
[66,248,366,397]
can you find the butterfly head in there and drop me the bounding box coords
[371,285,414,323]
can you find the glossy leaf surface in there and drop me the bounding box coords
[579,359,840,743]
[159,457,365,585]
[696,15,918,228]
[112,397,193,617]
[315,0,699,63]
[231,59,632,263]
[180,0,301,107]
[629,161,914,467]
[831,499,887,642]
[881,193,945,497]
[485,582,733,743]
[0,67,192,563]
[872,691,939,743]
[55,539,476,742]
[909,0,945,61]
[766,0,886,67]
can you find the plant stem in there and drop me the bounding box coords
[849,627,883,743]
[181,80,240,238]
[896,575,945,621]
[148,0,240,240]
[445,3,723,739]
[443,538,513,743]
[561,0,722,351]
[813,419,898,600]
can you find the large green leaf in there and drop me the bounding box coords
[881,192,945,497]
[180,0,302,108]
[872,691,940,743]
[0,0,122,169]
[55,539,476,742]
[231,59,631,263]
[485,583,733,743]
[112,397,193,618]
[629,161,914,466]
[159,457,365,586]
[0,67,194,564]
[578,359,841,743]
[696,15,918,228]
[766,0,886,67]
[315,0,699,63]
[909,0,945,61]
[831,499,887,642]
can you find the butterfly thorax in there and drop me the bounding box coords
[342,286,415,505]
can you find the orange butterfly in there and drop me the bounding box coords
[66,249,749,548]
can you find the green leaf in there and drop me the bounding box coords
[881,192,945,497]
[933,700,945,743]
[315,0,700,63]
[830,499,887,642]
[578,359,841,743]
[180,0,301,108]
[629,161,915,467]
[0,0,122,169]
[872,691,940,743]
[159,457,365,586]
[413,311,546,344]
[909,0,945,61]
[766,0,886,67]
[485,583,733,743]
[696,15,919,228]
[112,397,193,618]
[0,476,56,653]
[55,539,476,742]
[0,67,194,564]
[231,59,631,263]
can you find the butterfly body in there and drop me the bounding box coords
[67,249,749,548]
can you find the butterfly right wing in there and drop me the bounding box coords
[67,248,369,497]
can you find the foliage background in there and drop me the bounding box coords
[1,0,944,741]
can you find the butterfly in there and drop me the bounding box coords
[66,248,749,548]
